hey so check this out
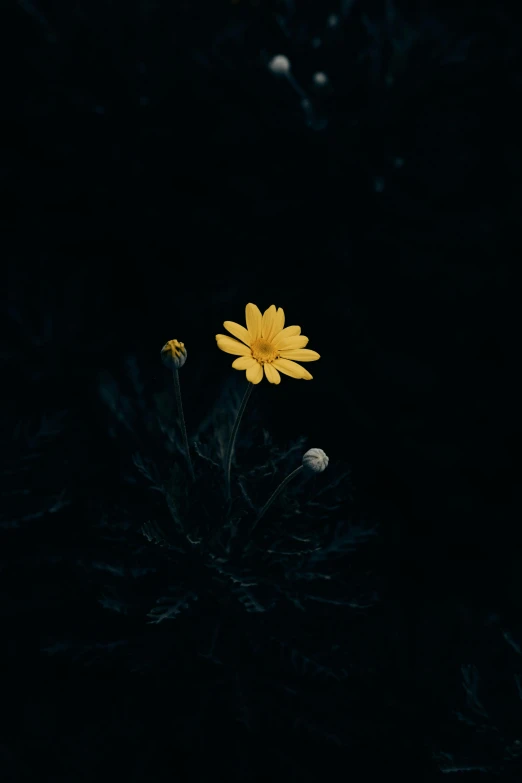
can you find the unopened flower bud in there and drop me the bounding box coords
[302,448,329,473]
[269,54,291,75]
[161,339,187,369]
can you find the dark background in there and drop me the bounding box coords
[3,0,522,780]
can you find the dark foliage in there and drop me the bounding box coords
[44,358,378,685]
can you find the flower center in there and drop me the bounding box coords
[251,338,278,363]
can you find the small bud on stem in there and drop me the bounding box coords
[161,339,194,481]
[251,448,329,531]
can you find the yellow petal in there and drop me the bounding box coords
[245,303,262,341]
[278,348,320,362]
[273,358,313,380]
[272,325,301,346]
[224,321,251,346]
[262,305,284,341]
[232,356,256,370]
[276,335,309,351]
[272,307,285,339]
[261,305,277,340]
[246,361,263,384]
[216,335,251,356]
[264,363,281,384]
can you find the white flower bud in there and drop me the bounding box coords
[313,72,328,86]
[268,54,291,75]
[302,448,329,473]
[161,339,187,369]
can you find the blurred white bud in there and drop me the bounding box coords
[269,54,291,75]
[313,71,328,86]
[302,448,329,473]
[327,14,339,27]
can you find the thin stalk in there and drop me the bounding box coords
[225,381,254,500]
[172,367,195,481]
[251,465,304,532]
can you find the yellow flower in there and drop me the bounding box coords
[161,339,187,369]
[215,303,320,384]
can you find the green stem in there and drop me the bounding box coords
[225,381,254,500]
[251,464,304,532]
[172,367,195,481]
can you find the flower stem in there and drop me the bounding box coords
[225,381,254,501]
[172,367,195,481]
[251,465,304,532]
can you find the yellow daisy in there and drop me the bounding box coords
[215,303,320,384]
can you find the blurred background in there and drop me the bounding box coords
[3,0,522,780]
